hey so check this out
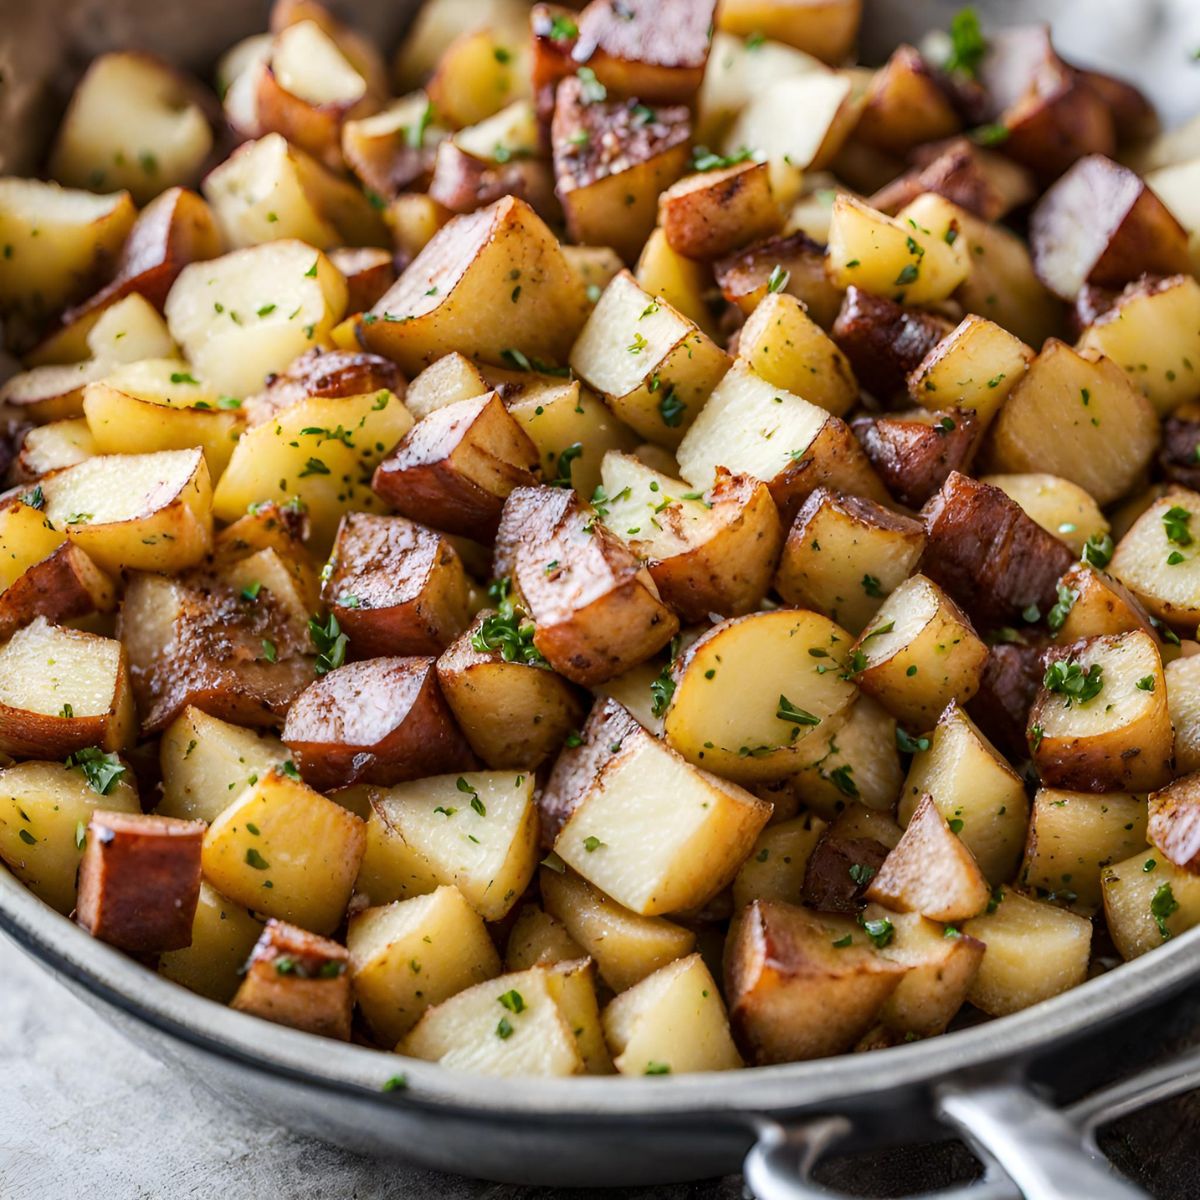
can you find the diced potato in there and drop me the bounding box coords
[658,161,781,261]
[39,448,212,576]
[907,315,1034,425]
[1167,655,1200,774]
[425,25,531,130]
[980,473,1109,558]
[1109,489,1200,629]
[370,770,538,921]
[0,759,139,913]
[962,890,1092,1017]
[159,882,264,1003]
[0,503,67,591]
[985,340,1159,508]
[0,619,135,757]
[715,229,843,329]
[342,92,447,201]
[1101,852,1200,959]
[900,702,1030,886]
[0,179,136,320]
[360,196,587,375]
[676,361,887,525]
[603,953,741,1075]
[347,885,500,1044]
[201,766,366,934]
[0,542,113,646]
[1050,562,1161,646]
[1021,788,1147,912]
[158,706,286,823]
[213,389,412,548]
[165,240,349,398]
[716,0,862,65]
[826,193,970,306]
[505,903,586,971]
[49,52,213,204]
[1029,631,1173,793]
[635,228,720,339]
[570,271,731,447]
[662,609,858,783]
[400,966,585,1076]
[405,353,489,420]
[555,721,771,913]
[774,488,926,634]
[855,45,960,156]
[540,865,695,992]
[848,575,988,731]
[353,793,443,907]
[737,292,858,418]
[731,814,827,910]
[13,420,97,478]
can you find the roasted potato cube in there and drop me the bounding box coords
[1101,852,1200,959]
[0,759,139,914]
[347,885,500,1044]
[1147,773,1200,875]
[570,271,730,447]
[424,24,531,131]
[714,230,843,330]
[1029,631,1173,793]
[75,810,204,955]
[865,794,989,923]
[204,134,387,251]
[360,196,587,375]
[555,720,771,914]
[120,571,311,733]
[400,965,585,1076]
[241,345,403,426]
[919,471,1075,630]
[848,575,987,731]
[165,240,348,398]
[159,881,264,1002]
[1109,489,1200,630]
[12,420,96,478]
[962,889,1092,1017]
[855,46,960,156]
[1021,788,1147,912]
[732,814,827,910]
[736,292,857,418]
[603,953,741,1076]
[540,865,694,992]
[427,140,557,224]
[505,903,586,971]
[598,452,784,622]
[1030,155,1190,301]
[436,610,586,770]
[775,488,925,634]
[405,352,489,421]
[801,816,892,915]
[1049,561,1159,646]
[676,361,887,525]
[201,766,365,935]
[826,194,970,307]
[282,657,475,791]
[231,919,352,1040]
[371,392,539,541]
[495,486,679,686]
[158,706,286,824]
[900,701,1030,886]
[0,541,116,644]
[852,408,980,510]
[716,0,861,65]
[342,92,446,202]
[370,770,538,921]
[658,160,781,262]
[630,227,715,341]
[726,898,907,1064]
[831,286,954,404]
[662,609,858,784]
[0,179,136,321]
[1168,656,1200,775]
[322,514,470,658]
[0,503,67,591]
[0,619,135,757]
[980,474,1108,560]
[353,791,443,906]
[985,340,1159,508]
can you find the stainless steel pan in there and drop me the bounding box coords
[3,2,1200,1195]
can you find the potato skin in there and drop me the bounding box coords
[658,161,781,261]
[713,230,843,329]
[967,638,1049,761]
[244,346,404,427]
[328,246,397,313]
[919,471,1075,629]
[852,409,979,510]
[0,542,115,642]
[282,656,477,791]
[801,833,889,914]
[1161,408,1200,492]
[75,810,205,955]
[1147,775,1200,874]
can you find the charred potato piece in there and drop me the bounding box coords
[0,542,115,644]
[1029,631,1172,793]
[855,46,961,157]
[714,230,844,329]
[322,514,470,658]
[981,473,1108,559]
[852,408,980,510]
[801,822,891,915]
[725,899,907,1065]
[1109,488,1200,630]
[1031,155,1190,301]
[658,160,781,262]
[282,656,476,791]
[427,141,558,224]
[967,638,1047,762]
[231,919,353,1040]
[76,810,205,955]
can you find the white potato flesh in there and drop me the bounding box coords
[981,473,1109,556]
[273,21,367,106]
[165,240,348,396]
[1167,655,1200,774]
[455,101,540,162]
[1110,490,1200,627]
[1101,853,1200,959]
[372,771,538,921]
[0,619,120,717]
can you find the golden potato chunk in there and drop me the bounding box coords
[658,160,781,261]
[1109,488,1200,630]
[1102,852,1200,959]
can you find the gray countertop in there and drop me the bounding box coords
[3,931,1199,1200]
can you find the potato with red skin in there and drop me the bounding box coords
[851,409,980,510]
[854,46,961,158]
[832,287,954,403]
[231,919,352,1040]
[1030,155,1190,301]
[75,811,205,956]
[713,230,842,329]
[1147,774,1200,874]
[243,347,404,427]
[967,638,1048,761]
[658,161,782,262]
[919,471,1075,629]
[801,831,890,915]
[322,513,470,658]
[0,542,115,642]
[328,247,397,313]
[494,487,679,687]
[282,656,477,792]
[428,142,558,223]
[372,392,540,542]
